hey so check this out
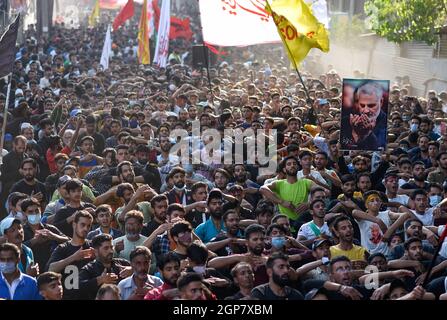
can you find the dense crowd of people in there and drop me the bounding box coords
[1,10,447,301]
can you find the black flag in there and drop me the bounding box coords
[0,14,20,78]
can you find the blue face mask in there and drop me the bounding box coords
[0,262,16,274]
[129,119,138,128]
[430,195,442,207]
[410,123,419,132]
[27,213,41,225]
[271,237,286,249]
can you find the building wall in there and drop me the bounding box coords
[318,36,447,97]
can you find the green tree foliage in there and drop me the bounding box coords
[365,0,447,45]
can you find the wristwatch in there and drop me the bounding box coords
[321,257,330,265]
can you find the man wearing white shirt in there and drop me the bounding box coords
[297,199,332,247]
[297,150,330,191]
[384,170,409,211]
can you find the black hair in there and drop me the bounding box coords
[266,252,288,269]
[20,197,40,212]
[170,221,192,238]
[404,237,422,251]
[37,272,62,290]
[21,158,37,169]
[186,242,208,265]
[65,179,83,193]
[157,252,181,269]
[150,194,168,207]
[410,189,427,200]
[116,183,134,198]
[74,210,93,223]
[129,246,152,262]
[0,243,20,259]
[92,233,113,249]
[367,252,386,264]
[244,224,265,240]
[341,174,356,184]
[266,223,287,236]
[177,272,203,291]
[329,255,351,271]
[116,161,133,176]
[310,199,325,210]
[333,216,351,231]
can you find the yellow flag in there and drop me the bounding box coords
[138,0,150,65]
[266,0,329,68]
[88,0,100,27]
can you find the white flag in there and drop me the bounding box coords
[100,25,112,70]
[153,0,170,68]
[199,0,280,47]
[306,0,329,29]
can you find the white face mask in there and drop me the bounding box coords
[430,195,442,207]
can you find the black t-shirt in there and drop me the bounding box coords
[209,233,247,257]
[10,179,47,201]
[303,279,374,300]
[46,240,94,300]
[23,223,66,272]
[401,181,430,191]
[143,220,162,237]
[186,209,209,229]
[53,203,96,237]
[251,283,304,300]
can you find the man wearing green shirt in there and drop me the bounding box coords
[260,155,316,233]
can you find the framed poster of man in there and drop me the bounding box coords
[340,79,389,151]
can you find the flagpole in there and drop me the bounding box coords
[0,74,11,161]
[196,0,213,94]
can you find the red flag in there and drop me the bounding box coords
[204,42,228,56]
[153,0,160,31]
[112,0,134,31]
[169,17,193,40]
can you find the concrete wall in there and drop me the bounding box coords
[318,36,447,97]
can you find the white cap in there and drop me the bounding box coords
[20,122,33,131]
[0,217,21,235]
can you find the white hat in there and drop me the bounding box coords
[0,217,21,235]
[15,89,23,96]
[20,122,33,131]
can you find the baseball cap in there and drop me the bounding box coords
[57,175,72,188]
[4,133,13,142]
[384,168,399,179]
[318,98,329,105]
[70,109,82,118]
[312,238,331,250]
[0,217,21,235]
[207,188,223,204]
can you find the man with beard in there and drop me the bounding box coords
[230,164,261,209]
[47,210,96,300]
[390,219,435,260]
[303,255,374,300]
[260,156,317,234]
[340,82,387,150]
[330,216,368,266]
[1,135,27,216]
[53,179,96,237]
[79,234,130,300]
[327,174,363,241]
[144,195,168,237]
[115,183,155,231]
[157,136,180,183]
[10,158,47,210]
[409,135,430,164]
[207,209,246,256]
[428,152,447,185]
[118,246,164,300]
[195,189,226,243]
[251,252,304,300]
[213,168,231,191]
[144,252,181,300]
[112,210,148,261]
[165,167,193,206]
[208,224,269,286]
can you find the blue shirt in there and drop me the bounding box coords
[0,272,42,300]
[195,218,226,243]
